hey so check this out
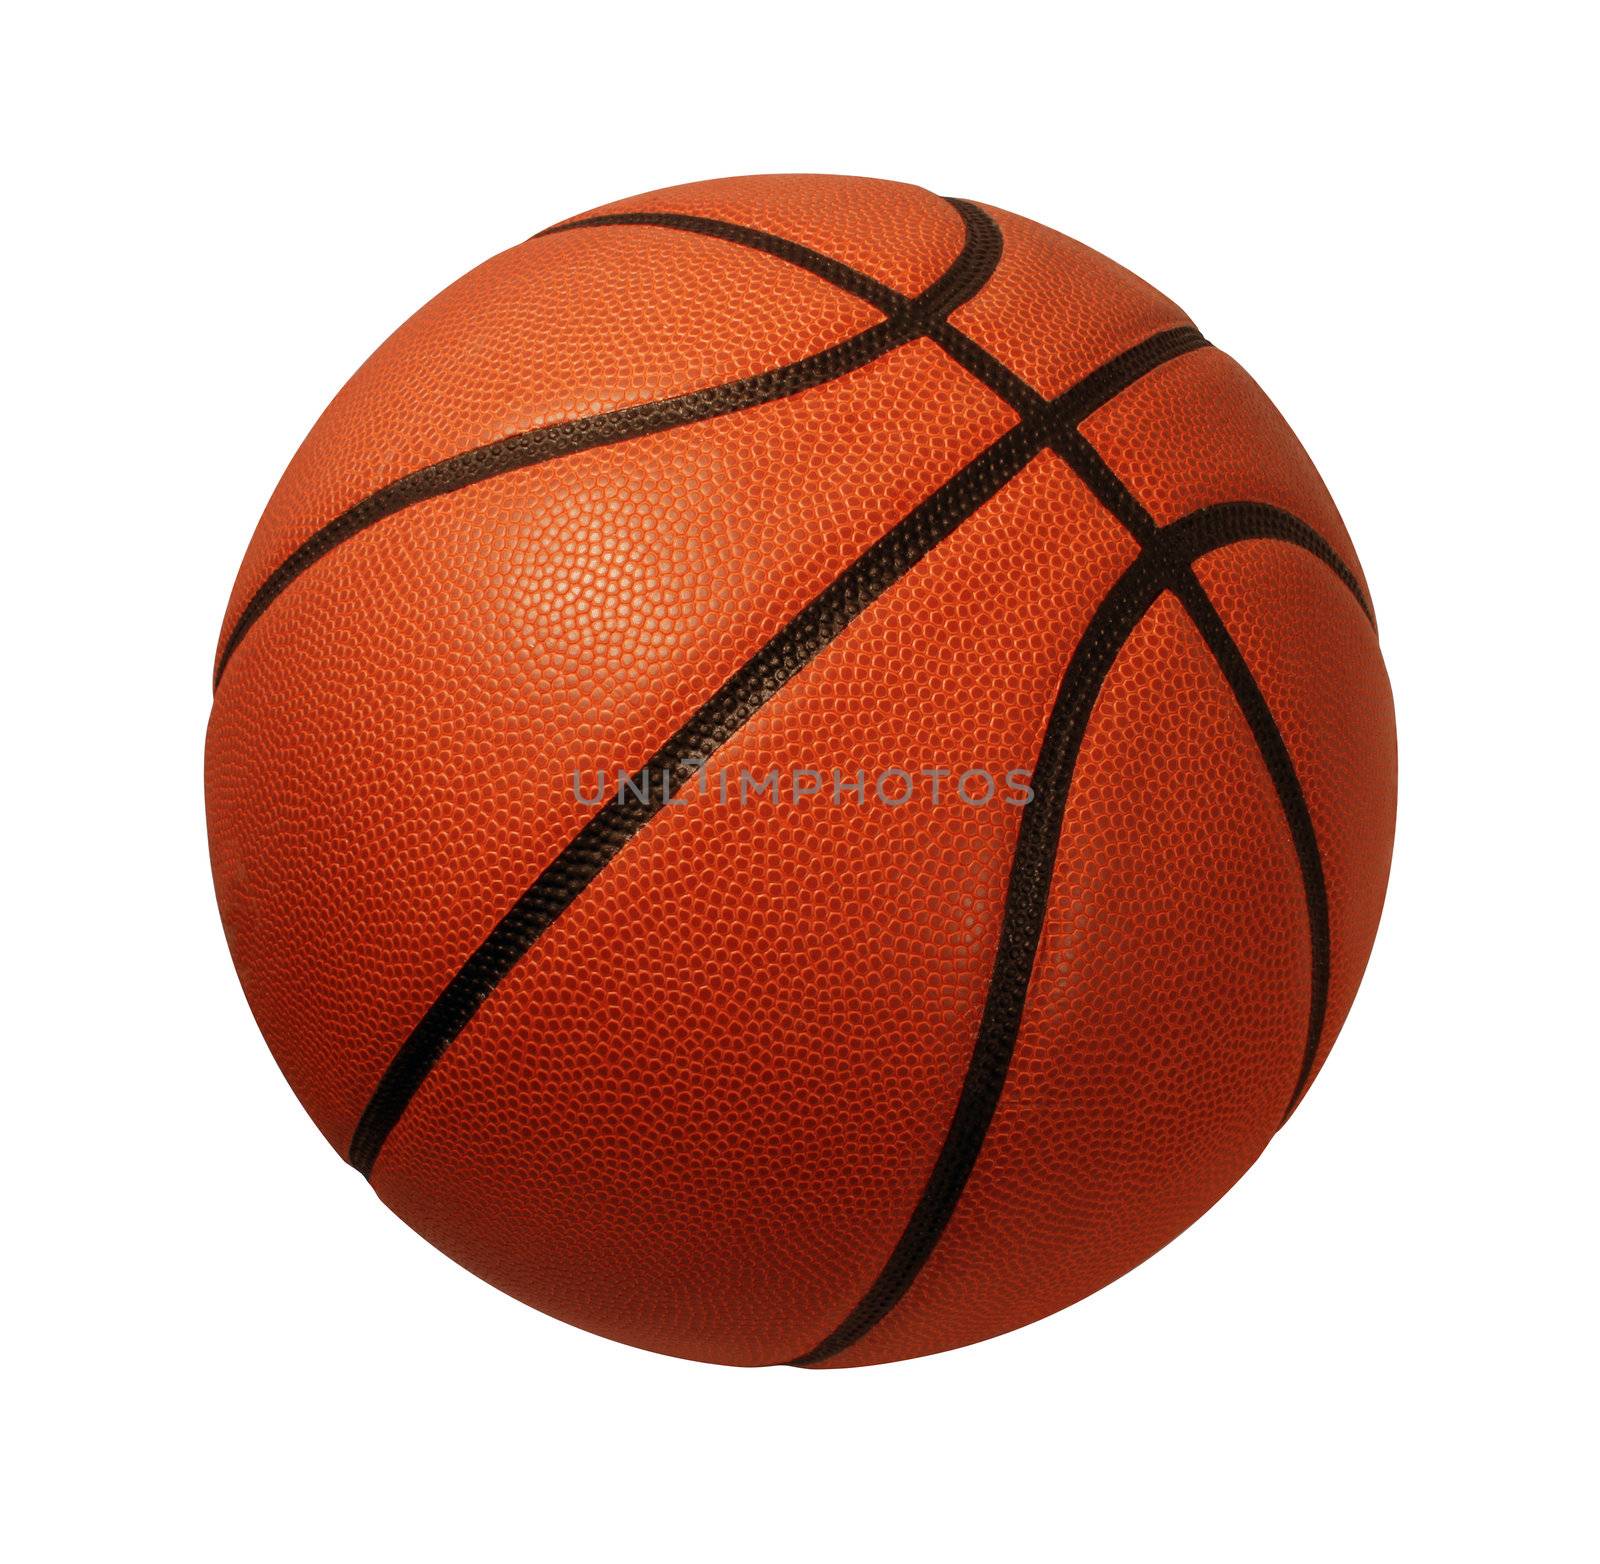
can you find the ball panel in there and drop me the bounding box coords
[818,594,1312,1367]
[1192,543,1397,1094]
[219,221,884,664]
[206,340,1012,1152]
[367,456,1138,1365]
[569,173,967,299]
[945,203,1191,399]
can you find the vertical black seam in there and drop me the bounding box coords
[1166,572,1331,1121]
[788,550,1173,1366]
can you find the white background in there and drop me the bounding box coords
[5,3,1594,1559]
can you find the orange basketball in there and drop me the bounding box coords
[206,175,1396,1367]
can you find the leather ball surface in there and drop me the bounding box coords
[206,175,1396,1367]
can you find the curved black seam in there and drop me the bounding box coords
[1166,502,1372,623]
[213,207,1001,690]
[1168,574,1330,1122]
[788,500,1371,1366]
[553,203,1009,345]
[214,324,901,686]
[346,416,1052,1175]
[542,210,906,315]
[789,550,1173,1366]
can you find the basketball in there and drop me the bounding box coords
[206,174,1396,1367]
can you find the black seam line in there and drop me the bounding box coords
[1168,503,1373,625]
[1169,574,1330,1123]
[211,206,1002,691]
[924,316,1208,544]
[542,210,906,316]
[788,551,1171,1367]
[787,500,1370,1367]
[346,326,1218,1177]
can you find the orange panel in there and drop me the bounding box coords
[1193,542,1396,1091]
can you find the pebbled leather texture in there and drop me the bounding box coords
[206,174,1396,1367]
